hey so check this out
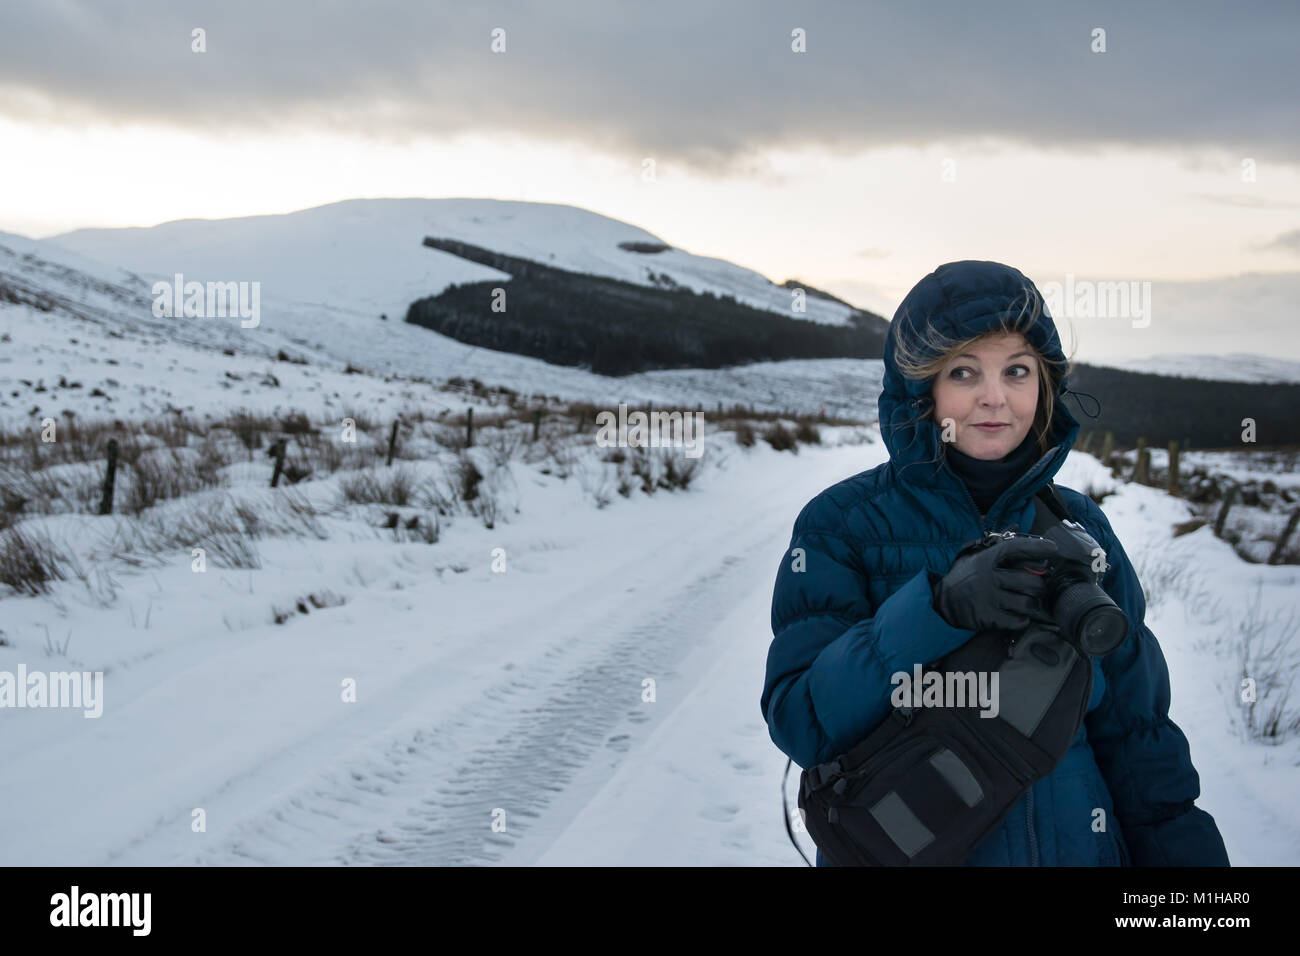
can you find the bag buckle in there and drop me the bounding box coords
[808,758,842,789]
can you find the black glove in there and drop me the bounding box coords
[930,534,1059,632]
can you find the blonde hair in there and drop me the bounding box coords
[892,287,1072,458]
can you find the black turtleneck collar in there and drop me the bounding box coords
[943,431,1040,515]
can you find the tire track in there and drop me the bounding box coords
[167,453,837,866]
[344,545,755,865]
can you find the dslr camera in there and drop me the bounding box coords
[998,519,1128,657]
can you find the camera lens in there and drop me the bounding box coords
[1053,582,1128,656]
[1079,605,1128,655]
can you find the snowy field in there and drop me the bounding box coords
[0,427,1296,866]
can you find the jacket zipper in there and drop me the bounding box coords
[951,457,1043,865]
[931,421,1059,867]
[942,448,1060,533]
[939,448,1054,533]
[939,445,1055,867]
[940,457,988,535]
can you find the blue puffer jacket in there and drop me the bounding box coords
[762,260,1230,867]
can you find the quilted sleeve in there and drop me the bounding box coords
[760,507,976,770]
[1077,496,1231,866]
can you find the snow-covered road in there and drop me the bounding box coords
[0,435,874,865]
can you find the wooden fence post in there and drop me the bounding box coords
[386,420,400,466]
[99,438,118,515]
[269,438,286,488]
[1167,440,1181,495]
[1132,437,1149,484]
[1213,484,1238,538]
[1268,508,1300,565]
[1100,430,1114,468]
[533,407,541,442]
[466,407,474,447]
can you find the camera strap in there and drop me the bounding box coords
[1030,481,1070,528]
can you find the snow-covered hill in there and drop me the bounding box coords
[1,199,890,428]
[1095,352,1300,384]
[50,198,865,329]
[9,198,1290,435]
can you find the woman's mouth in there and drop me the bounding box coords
[972,423,1009,432]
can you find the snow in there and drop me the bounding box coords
[1,216,877,427]
[1,434,1296,866]
[1092,352,1300,384]
[48,198,863,329]
[1091,477,1300,868]
[2,198,1296,867]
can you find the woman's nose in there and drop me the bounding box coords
[978,383,1007,407]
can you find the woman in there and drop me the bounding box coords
[761,260,1229,867]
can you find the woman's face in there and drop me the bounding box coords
[931,332,1039,460]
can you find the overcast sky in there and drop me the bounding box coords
[1,0,1297,358]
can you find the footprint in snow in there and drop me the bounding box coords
[699,803,740,822]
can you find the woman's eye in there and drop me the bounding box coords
[950,367,973,380]
[1006,364,1030,378]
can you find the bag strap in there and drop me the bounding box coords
[1034,481,1070,523]
[782,758,815,867]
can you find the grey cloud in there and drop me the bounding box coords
[1259,228,1300,252]
[0,0,1297,174]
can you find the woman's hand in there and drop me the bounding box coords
[931,534,1060,632]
